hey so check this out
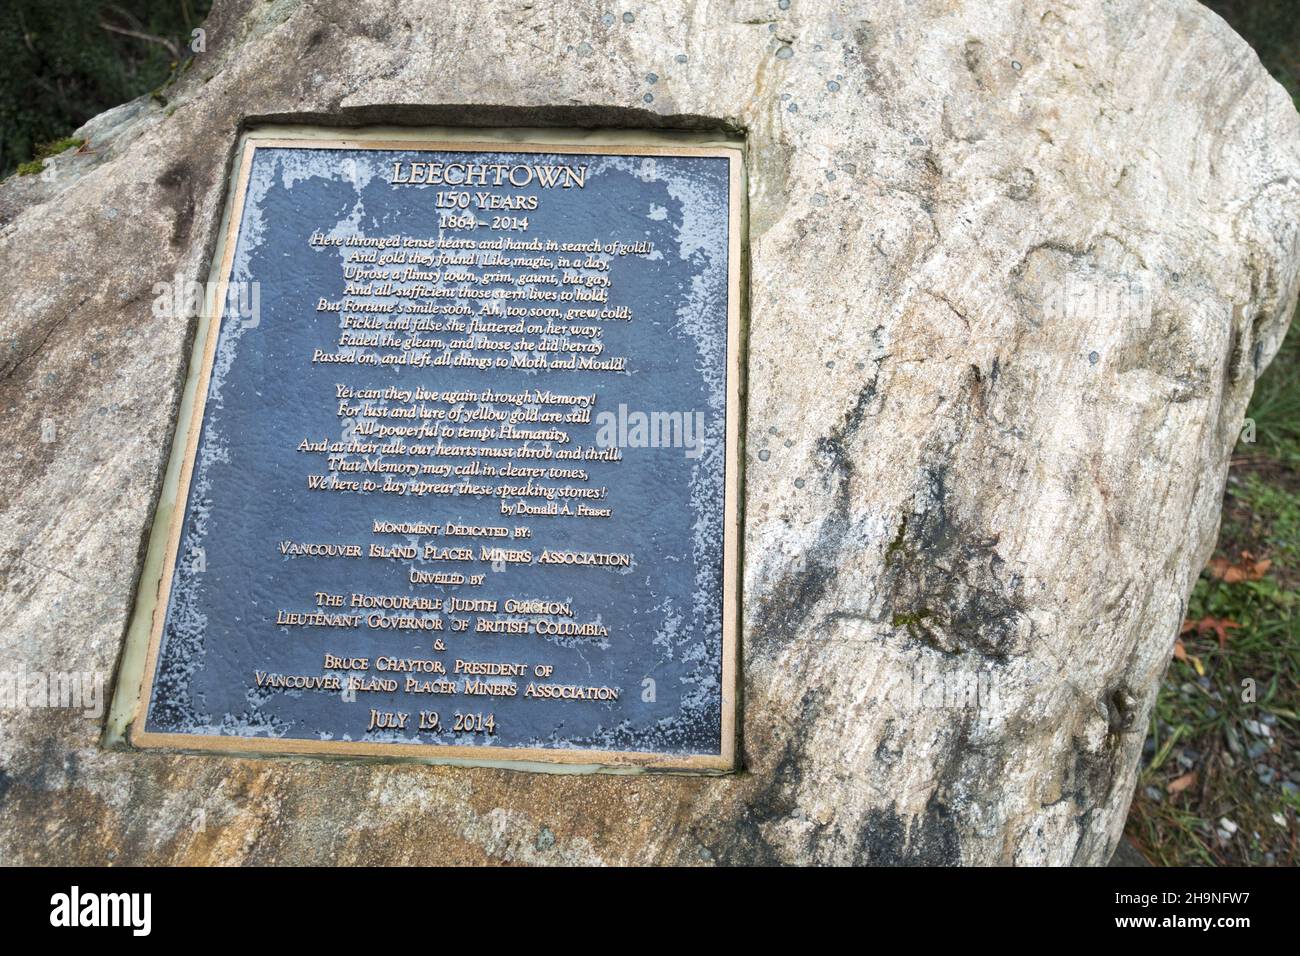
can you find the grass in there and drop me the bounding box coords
[1123,0,1300,871]
[1245,325,1300,465]
[15,136,86,176]
[1125,322,1300,866]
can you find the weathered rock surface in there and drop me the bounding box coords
[1,0,1297,865]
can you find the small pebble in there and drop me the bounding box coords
[1225,724,1243,755]
[1244,718,1270,737]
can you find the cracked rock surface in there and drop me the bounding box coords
[1,0,1297,864]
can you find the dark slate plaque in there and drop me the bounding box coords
[131,136,741,770]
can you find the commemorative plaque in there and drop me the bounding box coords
[124,132,741,770]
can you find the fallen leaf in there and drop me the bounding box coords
[1171,636,1204,673]
[1207,552,1272,583]
[1168,771,1198,794]
[1184,616,1241,650]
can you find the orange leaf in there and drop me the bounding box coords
[1207,553,1272,583]
[1173,638,1187,662]
[1209,617,1240,650]
[1168,771,1198,795]
[1185,616,1241,650]
[1207,557,1237,581]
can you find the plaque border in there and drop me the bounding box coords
[124,134,744,773]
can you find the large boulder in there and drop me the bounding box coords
[0,0,1296,865]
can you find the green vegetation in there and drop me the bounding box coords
[1,2,210,178]
[1244,321,1300,465]
[1124,3,1300,867]
[16,136,88,176]
[1126,459,1300,865]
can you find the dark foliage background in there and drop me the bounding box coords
[0,1,211,177]
[0,2,1293,178]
